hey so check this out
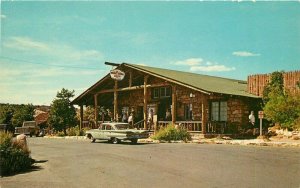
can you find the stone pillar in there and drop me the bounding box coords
[79,105,83,130]
[143,75,149,130]
[172,85,177,125]
[94,94,98,127]
[114,80,118,121]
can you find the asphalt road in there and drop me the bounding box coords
[1,138,300,188]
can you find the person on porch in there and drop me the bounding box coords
[148,109,154,130]
[165,109,171,121]
[128,113,133,126]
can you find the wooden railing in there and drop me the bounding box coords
[133,119,145,130]
[206,121,227,134]
[157,121,202,132]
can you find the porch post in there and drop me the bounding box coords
[143,75,149,130]
[94,94,98,127]
[79,105,83,130]
[201,100,207,134]
[172,85,177,125]
[114,80,118,121]
[129,71,132,87]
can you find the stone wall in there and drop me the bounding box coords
[175,85,209,121]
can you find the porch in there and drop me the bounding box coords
[82,120,227,134]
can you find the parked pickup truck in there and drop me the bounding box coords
[15,121,40,137]
[86,122,149,144]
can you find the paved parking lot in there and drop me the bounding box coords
[1,138,300,188]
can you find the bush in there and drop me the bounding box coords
[152,124,191,142]
[56,131,65,137]
[67,126,85,136]
[0,131,33,176]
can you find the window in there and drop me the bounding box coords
[153,88,159,98]
[211,101,227,121]
[160,87,166,97]
[211,102,219,121]
[152,87,171,99]
[220,101,227,121]
[184,104,193,120]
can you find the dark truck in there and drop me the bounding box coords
[14,121,40,137]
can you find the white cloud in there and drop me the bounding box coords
[0,14,6,19]
[232,51,260,57]
[4,37,50,51]
[190,65,236,72]
[173,58,203,66]
[3,36,103,62]
[173,57,236,72]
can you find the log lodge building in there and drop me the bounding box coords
[71,63,262,134]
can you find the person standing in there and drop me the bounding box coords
[249,111,256,135]
[128,113,133,126]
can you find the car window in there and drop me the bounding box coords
[114,124,130,130]
[106,125,112,130]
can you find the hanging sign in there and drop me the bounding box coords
[110,69,125,81]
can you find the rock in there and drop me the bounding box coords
[15,134,28,151]
[291,135,299,140]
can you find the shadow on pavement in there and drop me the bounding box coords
[1,159,48,177]
[92,140,154,146]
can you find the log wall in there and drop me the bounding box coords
[248,71,300,96]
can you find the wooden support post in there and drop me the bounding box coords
[201,100,207,134]
[129,71,132,87]
[94,94,98,127]
[143,75,149,130]
[114,80,118,121]
[172,85,177,125]
[79,105,83,130]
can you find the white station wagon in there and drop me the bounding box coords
[86,122,149,144]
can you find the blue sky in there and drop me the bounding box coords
[0,1,300,105]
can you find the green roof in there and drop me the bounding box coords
[124,63,260,98]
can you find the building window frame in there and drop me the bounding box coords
[210,101,227,121]
[152,87,171,99]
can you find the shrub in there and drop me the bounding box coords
[152,124,191,142]
[0,131,12,147]
[56,131,65,137]
[0,131,33,176]
[67,126,85,136]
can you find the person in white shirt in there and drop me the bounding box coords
[249,111,255,125]
[249,111,256,135]
[128,113,133,126]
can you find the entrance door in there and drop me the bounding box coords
[157,98,171,121]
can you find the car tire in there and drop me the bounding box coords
[112,137,119,144]
[131,138,138,145]
[90,136,96,143]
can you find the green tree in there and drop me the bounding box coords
[48,88,77,135]
[262,71,284,103]
[263,71,300,129]
[11,104,35,127]
[0,104,14,125]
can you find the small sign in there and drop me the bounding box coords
[258,111,264,119]
[110,69,125,81]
